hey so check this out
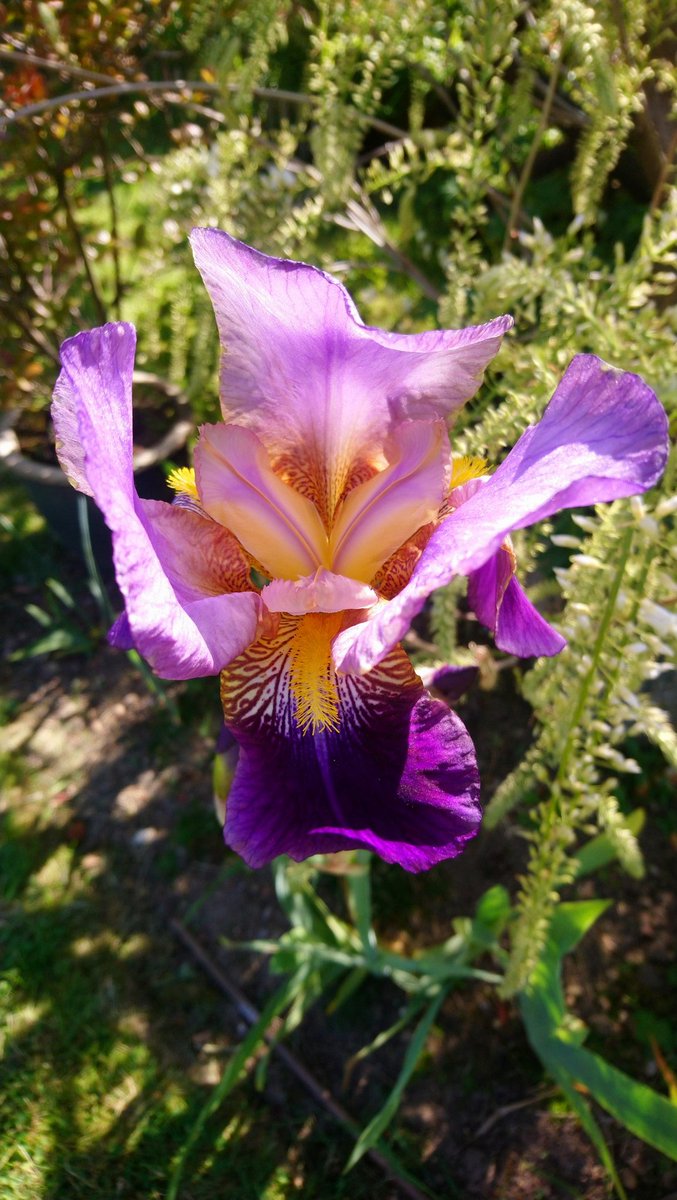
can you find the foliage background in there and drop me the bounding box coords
[1,2,676,1198]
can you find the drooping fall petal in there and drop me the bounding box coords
[494,576,567,656]
[334,355,669,675]
[467,547,566,657]
[220,619,481,872]
[53,324,261,679]
[417,663,480,701]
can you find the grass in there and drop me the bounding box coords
[0,797,394,1199]
[0,641,394,1200]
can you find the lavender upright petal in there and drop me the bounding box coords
[190,228,511,515]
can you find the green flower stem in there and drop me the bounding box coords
[556,522,634,787]
[502,522,635,998]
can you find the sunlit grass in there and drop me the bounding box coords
[0,775,387,1199]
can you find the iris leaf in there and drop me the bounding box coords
[166,969,305,1200]
[345,988,446,1171]
[343,994,428,1086]
[554,1073,628,1200]
[520,899,677,1198]
[344,850,378,962]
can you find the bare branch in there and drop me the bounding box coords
[0,75,408,140]
[54,171,107,325]
[503,58,561,251]
[172,919,431,1200]
[0,43,128,86]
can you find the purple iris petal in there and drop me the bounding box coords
[334,354,669,675]
[222,642,480,872]
[190,228,512,507]
[467,549,566,657]
[216,722,237,754]
[52,324,261,679]
[494,576,566,656]
[466,544,513,631]
[417,663,480,701]
[108,610,135,650]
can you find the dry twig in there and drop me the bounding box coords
[171,918,433,1200]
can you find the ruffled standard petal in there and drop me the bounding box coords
[190,227,511,520]
[220,619,481,872]
[334,354,669,674]
[53,324,261,679]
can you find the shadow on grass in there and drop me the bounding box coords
[0,723,398,1200]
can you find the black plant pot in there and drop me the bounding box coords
[0,372,193,577]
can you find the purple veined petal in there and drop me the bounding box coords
[334,354,669,675]
[53,324,261,679]
[494,576,566,656]
[329,419,450,583]
[220,619,481,872]
[194,422,329,578]
[417,663,480,701]
[190,227,512,518]
[139,499,253,601]
[108,610,135,650]
[108,498,262,681]
[466,545,566,657]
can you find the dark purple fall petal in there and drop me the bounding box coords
[417,663,480,701]
[108,610,135,651]
[334,354,669,675]
[220,631,481,872]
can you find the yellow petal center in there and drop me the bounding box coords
[167,466,199,499]
[288,612,343,734]
[449,455,488,489]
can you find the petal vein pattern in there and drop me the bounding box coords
[195,423,329,578]
[220,618,481,871]
[190,227,512,520]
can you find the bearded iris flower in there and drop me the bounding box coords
[52,230,668,872]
